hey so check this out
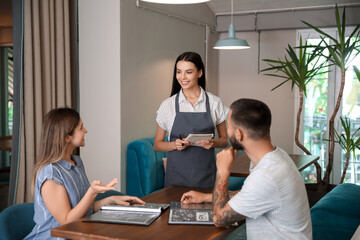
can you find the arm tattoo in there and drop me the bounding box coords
[213,172,244,226]
[214,208,244,226]
[213,171,229,210]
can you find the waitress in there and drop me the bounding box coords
[154,52,229,188]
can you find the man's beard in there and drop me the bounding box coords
[230,134,244,151]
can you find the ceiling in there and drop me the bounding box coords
[206,0,360,15]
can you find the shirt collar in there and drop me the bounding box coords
[179,87,205,105]
[58,156,78,170]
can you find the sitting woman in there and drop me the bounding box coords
[25,108,144,239]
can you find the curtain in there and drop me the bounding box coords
[11,0,76,204]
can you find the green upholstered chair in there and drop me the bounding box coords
[0,202,35,240]
[311,183,360,240]
[126,137,245,198]
[0,190,124,240]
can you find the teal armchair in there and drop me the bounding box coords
[0,202,35,240]
[0,191,124,240]
[311,183,360,240]
[126,138,167,198]
[126,137,245,198]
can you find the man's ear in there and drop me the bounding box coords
[235,128,243,142]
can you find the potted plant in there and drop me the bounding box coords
[333,66,360,183]
[262,37,326,160]
[302,5,360,190]
[330,117,360,183]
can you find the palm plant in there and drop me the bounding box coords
[302,5,360,187]
[355,66,360,79]
[331,117,360,183]
[262,37,327,165]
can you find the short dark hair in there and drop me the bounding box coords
[170,52,206,96]
[230,99,271,140]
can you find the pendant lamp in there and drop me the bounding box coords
[214,0,250,50]
[141,0,209,4]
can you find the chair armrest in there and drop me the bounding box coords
[126,149,145,197]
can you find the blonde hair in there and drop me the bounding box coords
[32,108,80,192]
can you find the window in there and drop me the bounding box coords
[296,28,360,185]
[7,47,13,134]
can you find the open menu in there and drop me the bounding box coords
[84,203,169,226]
[168,202,214,225]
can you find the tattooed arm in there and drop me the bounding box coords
[212,147,245,227]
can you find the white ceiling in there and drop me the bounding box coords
[206,0,360,14]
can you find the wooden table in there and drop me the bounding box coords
[0,136,12,152]
[51,186,238,240]
[230,154,319,177]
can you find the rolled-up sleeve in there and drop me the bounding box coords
[156,101,169,132]
[215,99,229,125]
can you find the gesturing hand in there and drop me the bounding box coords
[89,178,118,195]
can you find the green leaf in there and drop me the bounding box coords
[301,20,337,42]
[354,66,360,81]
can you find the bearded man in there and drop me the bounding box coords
[181,98,312,240]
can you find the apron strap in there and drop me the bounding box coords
[205,92,210,113]
[175,92,180,114]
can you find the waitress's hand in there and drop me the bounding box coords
[174,139,190,151]
[196,139,214,149]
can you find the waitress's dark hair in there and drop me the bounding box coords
[170,52,206,96]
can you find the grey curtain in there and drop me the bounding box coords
[10,0,77,204]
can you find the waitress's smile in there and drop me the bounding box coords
[180,80,190,86]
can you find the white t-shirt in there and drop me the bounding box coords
[229,147,312,240]
[156,87,229,141]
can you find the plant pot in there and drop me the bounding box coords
[305,183,337,208]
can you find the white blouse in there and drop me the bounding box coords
[156,87,229,141]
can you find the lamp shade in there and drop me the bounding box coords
[214,24,250,50]
[141,0,209,3]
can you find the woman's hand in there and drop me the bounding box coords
[174,138,190,151]
[89,178,118,195]
[108,195,146,206]
[94,194,146,212]
[196,139,214,149]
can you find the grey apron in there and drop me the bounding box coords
[164,92,216,188]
